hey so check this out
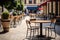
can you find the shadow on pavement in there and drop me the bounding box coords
[0,31,8,34]
[24,36,55,40]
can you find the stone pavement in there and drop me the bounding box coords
[0,16,29,40]
[0,16,60,40]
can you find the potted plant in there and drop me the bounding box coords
[17,11,20,15]
[1,10,10,32]
[12,11,18,21]
[12,11,18,27]
[13,11,17,16]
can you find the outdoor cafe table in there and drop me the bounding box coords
[30,20,51,37]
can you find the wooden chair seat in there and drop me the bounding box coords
[28,26,39,30]
[26,20,39,39]
[45,26,54,29]
[45,19,56,37]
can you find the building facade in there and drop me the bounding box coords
[23,0,60,16]
[39,0,60,17]
[47,0,60,16]
[38,0,47,15]
[23,0,41,13]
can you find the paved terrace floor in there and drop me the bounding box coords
[0,16,60,40]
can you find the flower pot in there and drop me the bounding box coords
[13,16,18,21]
[1,19,10,32]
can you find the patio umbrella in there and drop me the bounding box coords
[38,8,43,10]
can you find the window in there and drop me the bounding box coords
[40,0,42,2]
[29,0,32,4]
[34,0,36,4]
[24,0,26,4]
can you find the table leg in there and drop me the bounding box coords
[37,23,45,38]
[40,23,42,36]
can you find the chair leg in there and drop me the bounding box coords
[45,28,46,36]
[33,30,34,37]
[30,30,32,40]
[37,29,39,35]
[26,29,29,38]
[54,29,56,37]
[45,28,48,36]
[50,29,52,37]
[48,28,49,37]
[32,30,34,40]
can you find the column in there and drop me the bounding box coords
[59,1,60,16]
[49,2,51,13]
[36,0,38,4]
[55,0,58,16]
[43,5,47,14]
[53,1,55,14]
[47,2,49,15]
[51,1,53,14]
[26,0,29,4]
[58,1,60,16]
[32,0,34,4]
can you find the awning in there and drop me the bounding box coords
[38,8,43,10]
[38,0,51,6]
[40,2,47,6]
[47,0,60,1]
[38,0,60,7]
[49,0,56,1]
[27,7,37,10]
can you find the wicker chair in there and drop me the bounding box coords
[45,19,56,37]
[26,20,39,40]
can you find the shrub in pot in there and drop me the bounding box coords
[1,10,10,32]
[2,11,9,19]
[17,12,20,15]
[13,11,17,16]
[12,11,17,21]
[12,11,18,27]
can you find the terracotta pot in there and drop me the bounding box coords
[17,16,20,21]
[1,19,10,32]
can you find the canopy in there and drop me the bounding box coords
[38,0,56,6]
[38,1,47,7]
[47,0,60,1]
[38,0,60,7]
[38,8,43,10]
[27,7,37,10]
[40,2,47,6]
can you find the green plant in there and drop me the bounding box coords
[13,11,17,16]
[17,11,20,15]
[15,0,24,11]
[2,10,9,19]
[0,0,14,12]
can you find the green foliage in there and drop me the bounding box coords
[17,13,20,15]
[13,11,17,16]
[4,0,17,10]
[0,0,12,5]
[0,0,24,11]
[16,5,20,10]
[17,11,20,15]
[0,0,18,10]
[21,1,24,11]
[21,4,24,11]
[16,0,24,11]
[0,0,15,11]
[2,10,9,19]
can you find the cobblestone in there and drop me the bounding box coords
[0,16,60,40]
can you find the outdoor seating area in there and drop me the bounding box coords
[0,13,25,32]
[0,15,60,40]
[0,0,60,40]
[10,13,25,28]
[24,14,60,40]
